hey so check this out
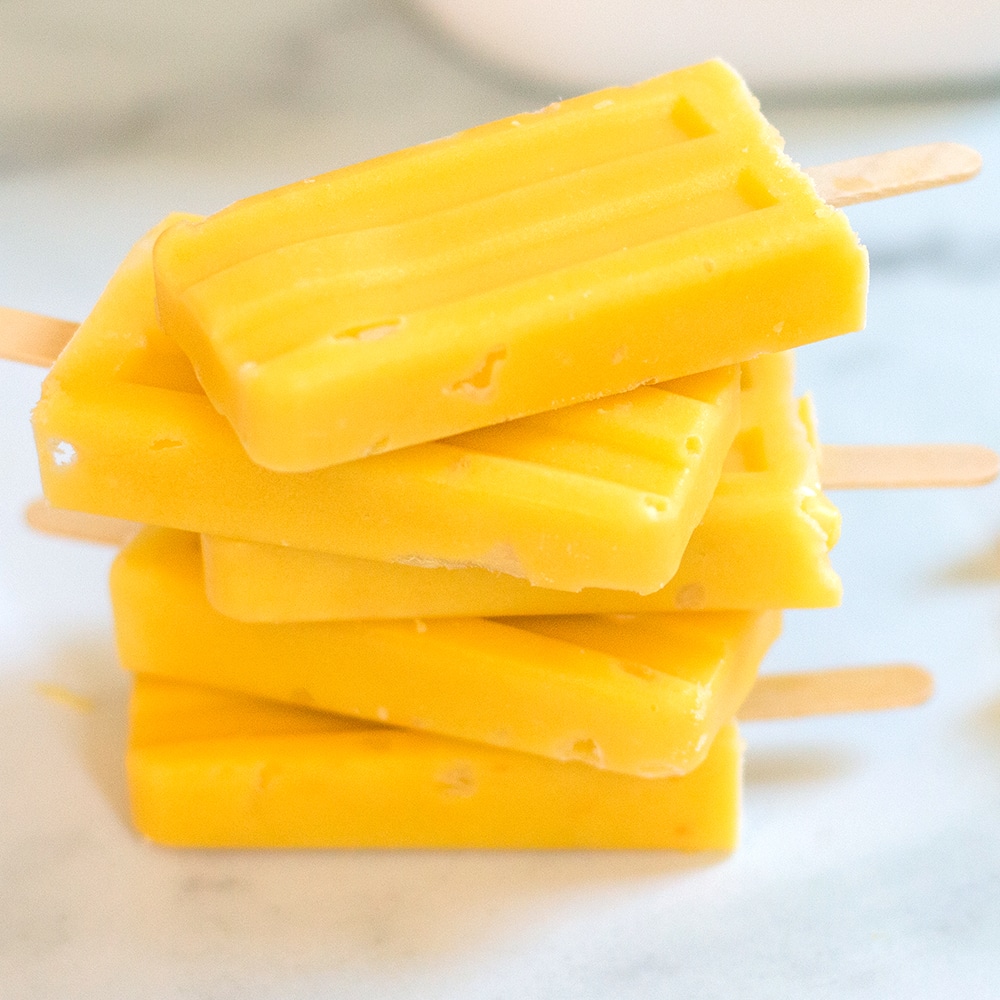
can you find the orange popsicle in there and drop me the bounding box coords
[129,676,742,850]
[154,59,867,471]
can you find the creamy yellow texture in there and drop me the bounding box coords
[128,676,742,850]
[153,59,867,471]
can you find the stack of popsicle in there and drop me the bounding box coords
[24,58,968,849]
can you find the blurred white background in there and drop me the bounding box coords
[3,0,999,167]
[414,0,1000,91]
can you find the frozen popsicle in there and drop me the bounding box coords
[199,350,842,621]
[112,526,781,777]
[128,675,742,850]
[34,216,744,594]
[127,660,936,850]
[152,59,867,472]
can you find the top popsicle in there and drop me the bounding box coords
[154,59,868,471]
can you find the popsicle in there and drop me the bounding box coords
[152,59,867,472]
[112,526,781,777]
[127,658,937,850]
[129,675,742,850]
[199,350,842,621]
[33,216,747,594]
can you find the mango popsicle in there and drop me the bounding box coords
[202,351,841,621]
[34,217,743,594]
[154,59,867,472]
[128,675,742,850]
[112,527,780,777]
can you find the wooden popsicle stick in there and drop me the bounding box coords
[0,306,77,366]
[25,499,141,547]
[739,663,932,720]
[806,143,982,207]
[820,443,999,489]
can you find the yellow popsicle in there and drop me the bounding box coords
[112,527,780,777]
[33,217,743,594]
[128,675,742,850]
[154,59,866,472]
[201,351,841,621]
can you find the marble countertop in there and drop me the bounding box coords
[2,4,999,996]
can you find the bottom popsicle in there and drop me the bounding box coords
[129,675,742,850]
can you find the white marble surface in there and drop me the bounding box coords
[2,4,1000,996]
